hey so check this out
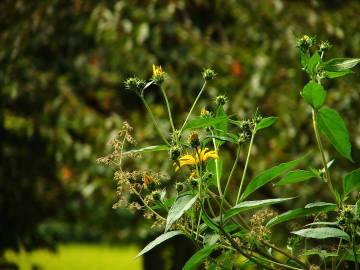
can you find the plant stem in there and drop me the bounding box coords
[139,94,169,145]
[160,86,175,132]
[352,229,359,270]
[221,144,241,225]
[179,81,207,134]
[312,109,336,200]
[211,130,223,197]
[236,127,256,204]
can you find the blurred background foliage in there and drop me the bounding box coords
[1,0,360,269]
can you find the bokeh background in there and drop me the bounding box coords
[1,0,360,269]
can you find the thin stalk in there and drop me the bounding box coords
[139,94,169,145]
[221,144,241,225]
[179,81,207,133]
[312,109,336,200]
[255,256,304,270]
[211,130,223,197]
[195,207,203,241]
[236,127,256,204]
[160,86,175,132]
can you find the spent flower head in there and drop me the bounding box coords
[296,35,316,52]
[202,68,216,81]
[152,64,167,85]
[319,40,332,53]
[188,132,200,148]
[215,95,228,106]
[124,76,146,92]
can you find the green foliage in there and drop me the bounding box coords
[181,245,217,270]
[301,81,326,109]
[275,170,317,186]
[254,116,278,132]
[343,168,360,197]
[292,227,350,241]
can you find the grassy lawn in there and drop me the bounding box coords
[4,244,143,270]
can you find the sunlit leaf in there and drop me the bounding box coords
[292,227,349,241]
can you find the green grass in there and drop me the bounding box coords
[4,244,143,270]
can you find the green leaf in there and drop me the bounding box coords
[343,168,360,196]
[301,249,338,258]
[276,170,317,186]
[355,200,360,218]
[301,81,326,109]
[182,245,217,270]
[183,116,228,130]
[324,69,353,79]
[240,154,308,201]
[165,194,198,232]
[306,52,320,75]
[224,197,294,220]
[136,231,183,258]
[321,58,360,72]
[124,145,169,155]
[207,159,223,187]
[266,203,336,228]
[292,227,350,241]
[305,221,338,227]
[317,107,352,162]
[255,116,278,132]
[214,106,229,147]
[300,51,310,69]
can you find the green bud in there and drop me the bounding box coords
[176,182,184,192]
[202,68,216,81]
[124,76,146,92]
[296,35,316,52]
[319,40,332,53]
[215,95,228,106]
[169,145,181,161]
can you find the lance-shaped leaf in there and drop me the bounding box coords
[317,107,352,162]
[255,116,278,132]
[276,170,317,186]
[343,168,360,196]
[182,244,217,270]
[165,194,198,232]
[183,116,228,130]
[292,227,350,241]
[223,197,294,220]
[240,154,308,201]
[266,203,336,228]
[321,58,360,72]
[124,145,169,155]
[136,231,183,258]
[324,69,353,79]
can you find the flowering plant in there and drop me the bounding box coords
[99,36,360,270]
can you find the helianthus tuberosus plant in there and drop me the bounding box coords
[98,36,360,269]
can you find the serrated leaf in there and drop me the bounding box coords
[292,227,349,241]
[321,58,360,72]
[324,69,353,79]
[266,203,336,228]
[255,116,278,132]
[317,107,352,162]
[182,245,217,270]
[343,168,360,196]
[224,197,294,220]
[124,145,169,155]
[165,194,198,232]
[183,116,228,130]
[240,154,308,201]
[301,81,326,109]
[276,170,317,186]
[136,231,183,258]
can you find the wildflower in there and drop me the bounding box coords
[200,108,211,118]
[202,68,216,81]
[151,64,166,85]
[188,132,200,148]
[175,147,218,171]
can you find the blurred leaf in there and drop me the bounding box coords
[255,116,278,132]
[292,227,349,241]
[321,58,360,71]
[165,194,198,232]
[182,244,217,270]
[241,154,309,201]
[343,168,360,196]
[317,107,352,162]
[324,69,353,79]
[276,170,317,186]
[136,230,183,258]
[266,203,336,228]
[183,116,228,130]
[124,145,169,155]
[301,81,326,109]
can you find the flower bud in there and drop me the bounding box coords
[296,35,316,52]
[202,68,216,81]
[188,132,200,148]
[215,95,228,106]
[319,40,332,53]
[169,145,181,161]
[124,77,146,92]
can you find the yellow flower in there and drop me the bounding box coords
[175,147,218,171]
[152,64,164,77]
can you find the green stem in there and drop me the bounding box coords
[236,127,256,204]
[160,86,175,132]
[211,130,223,197]
[221,144,241,225]
[139,94,170,145]
[179,81,207,134]
[352,229,359,270]
[312,109,336,201]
